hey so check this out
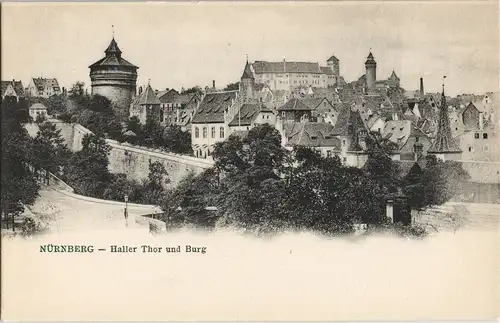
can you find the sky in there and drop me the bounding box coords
[2,1,499,96]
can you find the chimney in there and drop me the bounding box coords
[212,80,216,90]
[420,77,424,95]
[479,112,484,130]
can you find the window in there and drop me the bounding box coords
[342,140,346,146]
[483,133,488,139]
[343,157,347,164]
[195,127,199,138]
[211,127,216,138]
[220,127,225,138]
[160,110,164,122]
[327,151,332,158]
[203,127,207,138]
[415,136,419,142]
[468,147,472,152]
[474,133,480,139]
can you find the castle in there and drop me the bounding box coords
[89,37,138,120]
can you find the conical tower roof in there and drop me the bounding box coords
[365,52,376,65]
[105,38,122,57]
[241,60,254,79]
[428,86,461,153]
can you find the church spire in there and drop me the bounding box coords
[428,76,462,155]
[241,57,254,79]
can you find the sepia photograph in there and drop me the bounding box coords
[1,1,499,321]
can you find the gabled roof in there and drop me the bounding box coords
[331,104,368,136]
[229,103,268,127]
[382,120,427,150]
[285,122,341,148]
[320,66,335,75]
[32,77,60,90]
[251,61,323,74]
[1,80,24,97]
[191,90,238,124]
[157,89,180,103]
[327,55,339,62]
[137,84,160,105]
[302,97,329,110]
[278,98,312,111]
[458,102,480,116]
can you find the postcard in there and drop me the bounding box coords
[1,1,499,321]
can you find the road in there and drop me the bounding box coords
[28,188,159,233]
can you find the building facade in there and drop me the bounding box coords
[26,78,60,98]
[1,80,24,100]
[89,37,138,121]
[247,55,339,91]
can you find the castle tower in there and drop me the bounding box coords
[365,52,377,91]
[239,58,255,103]
[427,79,462,161]
[89,37,138,121]
[327,54,340,76]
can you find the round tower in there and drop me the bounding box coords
[365,52,377,91]
[89,37,138,120]
[239,59,255,103]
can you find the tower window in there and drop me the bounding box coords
[195,127,199,138]
[203,127,207,138]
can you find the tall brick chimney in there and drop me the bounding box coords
[420,77,424,95]
[212,80,215,90]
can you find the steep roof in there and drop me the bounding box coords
[365,52,376,65]
[229,103,267,126]
[137,84,160,105]
[157,89,180,103]
[252,61,323,74]
[382,120,427,150]
[32,77,60,90]
[191,90,238,124]
[278,98,312,111]
[285,122,341,148]
[1,80,24,97]
[241,60,254,79]
[428,88,462,153]
[89,38,138,69]
[327,55,339,62]
[320,66,335,75]
[302,97,328,110]
[331,104,368,136]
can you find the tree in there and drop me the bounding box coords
[63,134,112,197]
[182,86,203,95]
[1,96,40,230]
[163,125,192,154]
[142,161,170,204]
[223,82,240,91]
[31,122,71,184]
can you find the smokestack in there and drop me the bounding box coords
[420,77,424,95]
[212,80,215,90]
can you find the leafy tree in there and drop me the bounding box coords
[182,86,203,95]
[31,122,71,184]
[223,82,240,91]
[63,134,112,197]
[1,96,40,230]
[163,125,192,154]
[141,161,170,204]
